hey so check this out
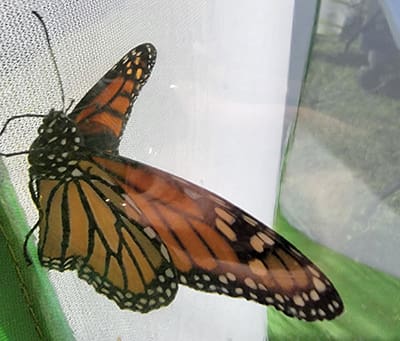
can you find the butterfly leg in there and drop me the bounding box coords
[0,114,46,157]
[21,179,43,265]
[0,114,45,136]
[23,220,40,265]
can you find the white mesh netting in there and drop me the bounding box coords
[0,1,293,340]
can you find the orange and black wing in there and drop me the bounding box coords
[68,43,156,153]
[33,165,177,313]
[90,154,344,321]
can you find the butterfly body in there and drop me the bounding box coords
[28,110,179,312]
[28,110,83,180]
[21,40,343,320]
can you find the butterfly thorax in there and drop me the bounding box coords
[28,109,84,180]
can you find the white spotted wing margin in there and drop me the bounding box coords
[180,206,343,321]
[32,164,178,313]
[90,154,344,321]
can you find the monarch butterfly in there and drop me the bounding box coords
[0,12,343,321]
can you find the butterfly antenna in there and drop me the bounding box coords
[32,11,66,112]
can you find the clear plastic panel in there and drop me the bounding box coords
[277,0,400,339]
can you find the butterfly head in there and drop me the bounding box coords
[28,109,83,179]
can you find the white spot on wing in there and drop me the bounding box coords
[123,194,142,215]
[218,275,228,284]
[160,245,170,262]
[71,169,82,177]
[143,226,157,239]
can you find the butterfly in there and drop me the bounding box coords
[1,11,343,322]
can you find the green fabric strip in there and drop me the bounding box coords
[0,160,73,340]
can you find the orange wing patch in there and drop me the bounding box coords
[68,43,157,152]
[36,175,177,313]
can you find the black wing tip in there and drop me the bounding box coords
[133,43,157,58]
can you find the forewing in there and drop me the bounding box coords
[35,166,177,313]
[91,154,344,321]
[68,43,156,152]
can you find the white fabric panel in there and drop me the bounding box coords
[0,1,293,340]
